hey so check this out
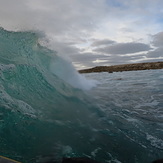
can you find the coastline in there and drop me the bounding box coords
[79,61,163,73]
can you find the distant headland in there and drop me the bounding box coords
[79,61,163,73]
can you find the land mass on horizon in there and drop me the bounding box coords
[79,61,163,73]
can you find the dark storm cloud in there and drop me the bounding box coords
[106,54,146,65]
[145,31,163,59]
[94,42,152,55]
[71,52,109,62]
[146,47,163,58]
[91,39,116,47]
[152,32,163,47]
[72,51,146,69]
[141,58,163,63]
[71,52,111,68]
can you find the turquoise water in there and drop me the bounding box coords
[0,28,163,163]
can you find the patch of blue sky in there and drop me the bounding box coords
[155,17,163,24]
[106,0,126,8]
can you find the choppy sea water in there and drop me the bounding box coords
[0,28,163,163]
[84,69,163,163]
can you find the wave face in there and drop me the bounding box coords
[0,28,102,163]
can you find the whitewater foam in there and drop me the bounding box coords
[146,134,163,150]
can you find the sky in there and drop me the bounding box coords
[0,0,163,69]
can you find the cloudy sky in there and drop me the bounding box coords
[0,0,163,69]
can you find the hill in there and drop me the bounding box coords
[79,62,163,73]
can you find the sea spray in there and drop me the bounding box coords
[50,57,97,90]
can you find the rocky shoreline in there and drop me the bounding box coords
[79,61,163,73]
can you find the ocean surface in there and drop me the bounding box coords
[0,28,163,163]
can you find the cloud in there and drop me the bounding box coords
[71,52,108,62]
[0,0,107,35]
[91,39,116,47]
[94,42,152,54]
[146,47,163,58]
[151,32,163,47]
[145,31,163,59]
[71,52,110,68]
[71,51,147,69]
